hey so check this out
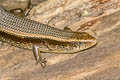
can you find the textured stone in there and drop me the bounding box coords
[0,0,120,80]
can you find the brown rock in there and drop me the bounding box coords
[0,0,120,80]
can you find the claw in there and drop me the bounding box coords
[36,59,47,68]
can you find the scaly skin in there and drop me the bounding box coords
[0,6,97,68]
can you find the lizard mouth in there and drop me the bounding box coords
[72,38,97,52]
[80,39,97,50]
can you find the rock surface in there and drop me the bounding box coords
[0,0,120,80]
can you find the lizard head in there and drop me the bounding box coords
[41,32,97,53]
[70,32,97,51]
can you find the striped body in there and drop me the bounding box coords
[0,6,97,67]
[0,6,97,54]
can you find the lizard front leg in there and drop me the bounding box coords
[33,44,47,68]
